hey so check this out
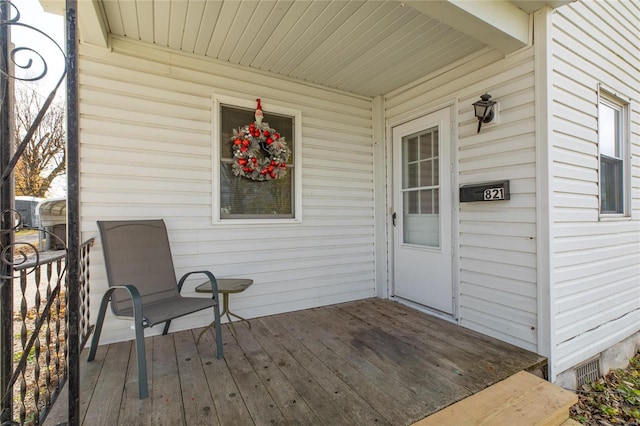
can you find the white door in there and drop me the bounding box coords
[392,108,453,315]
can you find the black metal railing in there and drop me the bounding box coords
[1,236,93,425]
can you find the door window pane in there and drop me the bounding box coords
[406,163,418,188]
[420,133,432,159]
[407,136,419,162]
[401,125,440,248]
[420,160,433,187]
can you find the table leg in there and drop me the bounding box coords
[195,295,228,344]
[226,311,252,329]
[196,292,250,343]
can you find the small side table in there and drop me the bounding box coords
[195,278,253,342]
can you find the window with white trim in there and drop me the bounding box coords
[598,91,628,216]
[213,95,302,223]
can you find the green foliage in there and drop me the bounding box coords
[571,349,640,425]
[13,346,36,362]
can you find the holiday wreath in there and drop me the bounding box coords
[231,99,289,181]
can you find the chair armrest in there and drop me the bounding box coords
[178,271,220,300]
[106,284,145,322]
[88,284,145,362]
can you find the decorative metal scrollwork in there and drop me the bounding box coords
[0,0,67,188]
[0,209,68,281]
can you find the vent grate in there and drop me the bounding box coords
[575,358,600,388]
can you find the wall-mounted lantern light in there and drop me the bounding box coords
[472,93,497,133]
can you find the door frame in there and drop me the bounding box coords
[385,101,460,321]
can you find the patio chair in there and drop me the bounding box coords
[87,219,223,399]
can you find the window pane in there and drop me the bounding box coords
[220,105,294,218]
[420,189,433,214]
[406,136,418,162]
[600,157,623,214]
[599,102,621,158]
[406,190,419,214]
[401,125,440,248]
[406,163,418,189]
[420,160,432,187]
[403,189,439,247]
[420,133,432,159]
[598,94,627,216]
[221,163,293,217]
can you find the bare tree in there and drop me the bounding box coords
[14,86,65,197]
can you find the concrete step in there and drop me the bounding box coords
[413,371,578,426]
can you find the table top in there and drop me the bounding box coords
[195,278,253,294]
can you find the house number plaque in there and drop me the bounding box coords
[483,187,505,200]
[460,180,510,202]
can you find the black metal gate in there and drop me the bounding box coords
[0,1,91,425]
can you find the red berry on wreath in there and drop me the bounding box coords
[234,138,242,145]
[273,133,280,139]
[263,130,270,137]
[270,172,276,178]
[261,169,268,175]
[242,140,249,146]
[266,138,273,145]
[243,167,250,172]
[252,158,257,163]
[238,158,247,165]
[240,146,248,152]
[281,163,287,169]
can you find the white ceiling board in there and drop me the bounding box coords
[74,0,571,97]
[181,1,208,53]
[118,1,140,40]
[136,1,155,43]
[167,1,189,51]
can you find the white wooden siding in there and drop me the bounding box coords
[550,1,640,376]
[79,38,376,344]
[385,48,539,351]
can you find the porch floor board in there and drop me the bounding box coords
[46,298,545,426]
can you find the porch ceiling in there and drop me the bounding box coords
[48,0,572,97]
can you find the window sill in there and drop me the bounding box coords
[213,218,302,226]
[598,215,633,222]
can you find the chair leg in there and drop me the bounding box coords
[89,286,149,399]
[87,289,114,362]
[213,302,223,359]
[162,320,171,336]
[132,317,149,399]
[130,292,149,399]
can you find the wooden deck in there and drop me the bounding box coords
[46,298,546,426]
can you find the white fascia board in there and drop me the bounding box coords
[41,0,109,48]
[406,0,530,54]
